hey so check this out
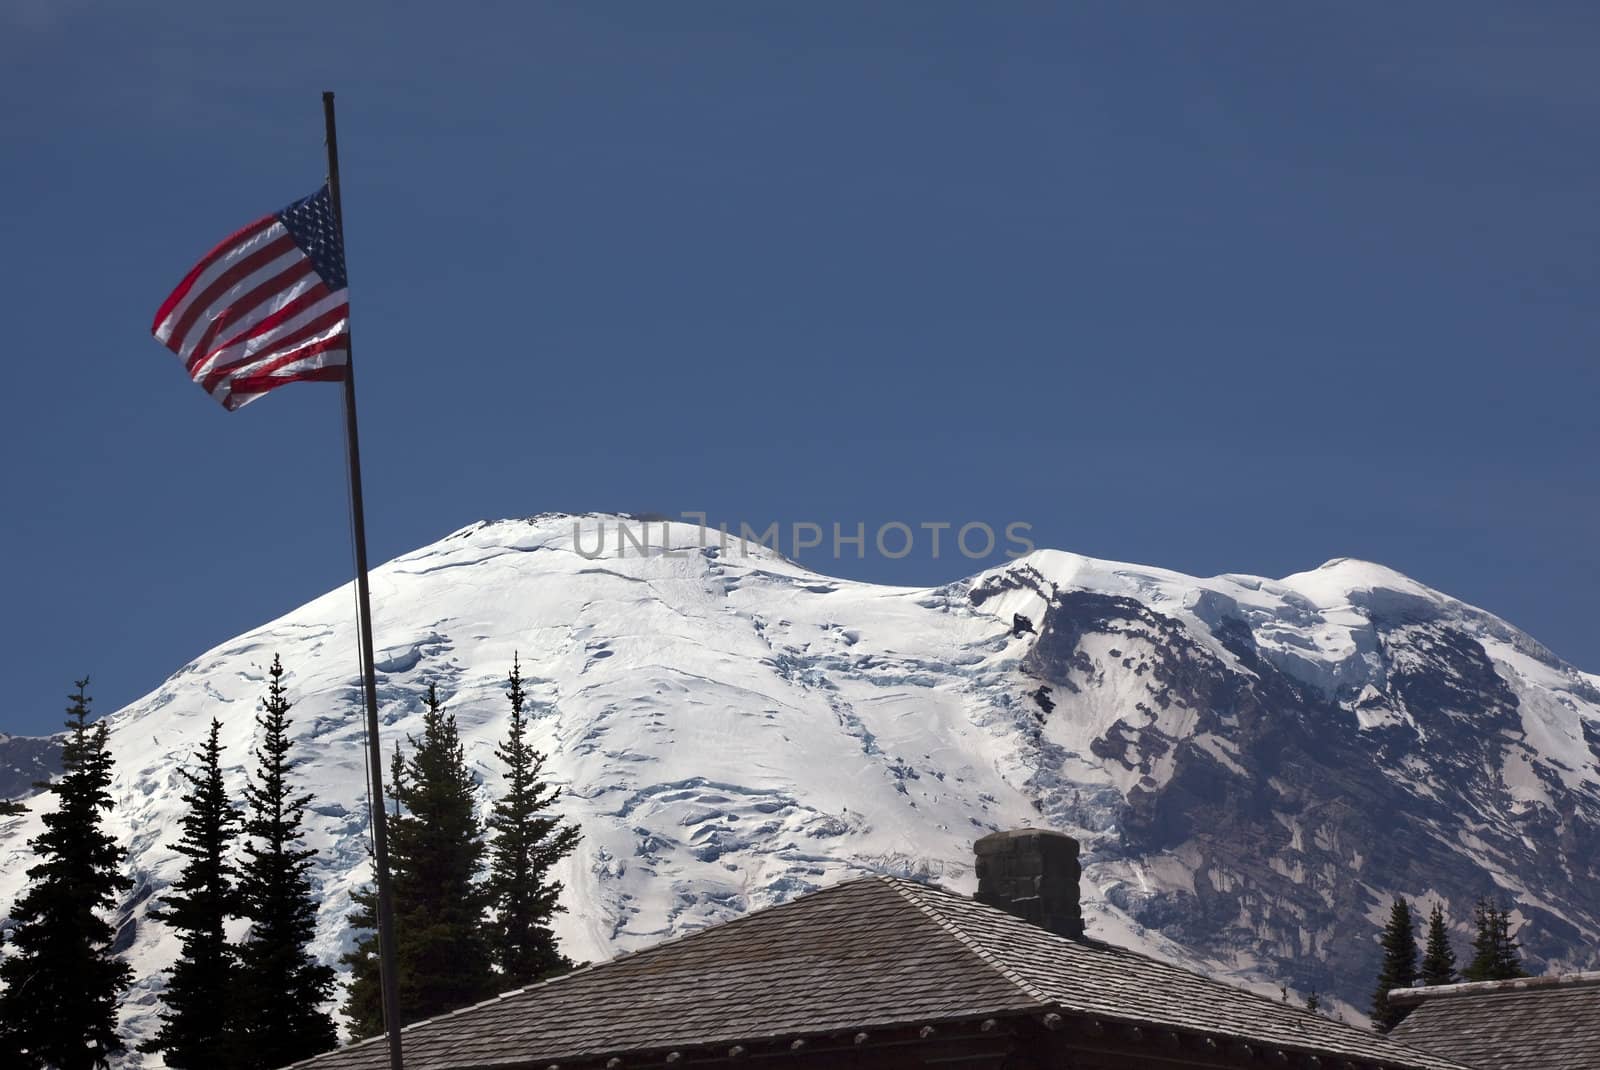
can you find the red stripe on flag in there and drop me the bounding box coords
[182,259,319,374]
[199,300,346,394]
[162,233,298,356]
[194,288,339,387]
[211,283,333,358]
[150,215,278,335]
[221,354,349,410]
[232,332,349,384]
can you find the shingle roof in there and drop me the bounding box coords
[1389,972,1600,1070]
[290,876,1473,1070]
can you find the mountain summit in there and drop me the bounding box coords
[3,513,1597,1047]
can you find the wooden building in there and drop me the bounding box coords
[1389,970,1600,1069]
[289,831,1471,1070]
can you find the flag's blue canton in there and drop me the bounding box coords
[277,185,348,291]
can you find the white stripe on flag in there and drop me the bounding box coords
[153,221,290,345]
[191,289,348,383]
[172,247,309,363]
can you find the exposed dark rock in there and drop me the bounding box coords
[968,565,1048,608]
[0,732,62,802]
[1012,586,1600,1015]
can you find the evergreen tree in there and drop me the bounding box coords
[1370,897,1417,1032]
[1420,902,1458,986]
[0,679,133,1070]
[341,747,404,1041]
[486,655,581,987]
[1304,990,1321,1013]
[1462,898,1528,982]
[344,682,495,1037]
[140,720,242,1068]
[234,657,338,1070]
[0,799,23,816]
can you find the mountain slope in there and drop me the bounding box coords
[2,514,1597,1054]
[0,731,60,801]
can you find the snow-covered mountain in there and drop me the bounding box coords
[0,731,60,801]
[3,513,1598,1052]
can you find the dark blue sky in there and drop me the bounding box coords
[3,3,1597,736]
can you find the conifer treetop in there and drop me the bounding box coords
[1462,898,1528,982]
[487,654,582,987]
[1420,901,1458,987]
[139,718,243,1067]
[0,679,133,1070]
[1370,897,1418,1033]
[343,679,498,1035]
[235,656,338,1069]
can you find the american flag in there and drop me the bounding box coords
[151,185,350,410]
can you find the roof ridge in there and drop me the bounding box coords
[880,876,1054,1008]
[881,879,1478,1070]
[1390,969,1600,1005]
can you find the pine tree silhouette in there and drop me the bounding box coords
[0,679,133,1070]
[141,720,243,1068]
[487,655,581,987]
[345,682,496,1036]
[233,657,338,1069]
[1420,902,1458,986]
[1370,897,1417,1032]
[1462,898,1528,982]
[342,746,402,1041]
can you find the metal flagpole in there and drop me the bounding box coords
[322,89,405,1070]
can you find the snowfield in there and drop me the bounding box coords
[2,513,1598,1060]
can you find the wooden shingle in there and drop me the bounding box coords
[1390,971,1600,1069]
[288,876,1475,1070]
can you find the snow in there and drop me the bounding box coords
[2,513,1598,1062]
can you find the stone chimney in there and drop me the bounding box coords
[973,828,1084,939]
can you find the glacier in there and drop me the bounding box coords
[2,513,1597,1058]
